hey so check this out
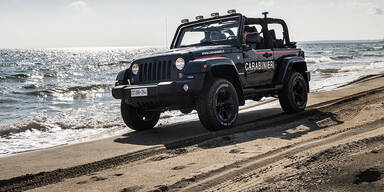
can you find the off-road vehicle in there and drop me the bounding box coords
[112,10,310,131]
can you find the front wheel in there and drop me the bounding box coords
[196,78,239,131]
[121,101,160,131]
[278,72,308,113]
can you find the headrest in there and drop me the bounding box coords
[246,32,261,43]
[244,26,258,33]
[210,31,225,40]
[269,30,276,40]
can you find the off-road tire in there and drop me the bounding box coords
[196,78,239,131]
[121,101,160,131]
[278,72,308,113]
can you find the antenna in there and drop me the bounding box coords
[165,17,168,49]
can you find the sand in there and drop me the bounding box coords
[1,73,384,192]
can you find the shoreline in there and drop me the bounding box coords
[1,72,383,159]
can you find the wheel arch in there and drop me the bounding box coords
[209,64,245,106]
[115,69,129,85]
[185,57,245,105]
[275,56,309,90]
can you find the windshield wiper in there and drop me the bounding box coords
[199,41,218,46]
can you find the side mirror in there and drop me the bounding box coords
[246,32,261,44]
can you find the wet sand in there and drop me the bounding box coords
[1,73,384,192]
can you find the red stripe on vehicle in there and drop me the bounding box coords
[251,50,298,54]
[273,50,299,54]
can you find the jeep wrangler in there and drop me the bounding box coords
[112,10,310,131]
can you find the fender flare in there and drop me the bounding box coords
[115,69,130,85]
[185,57,245,105]
[275,56,307,84]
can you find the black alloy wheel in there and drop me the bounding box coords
[197,78,239,131]
[278,72,308,113]
[292,77,307,107]
[121,101,160,131]
[215,85,236,123]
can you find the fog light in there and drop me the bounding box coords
[183,84,189,92]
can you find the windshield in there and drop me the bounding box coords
[175,17,240,48]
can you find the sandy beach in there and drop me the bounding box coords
[0,73,384,192]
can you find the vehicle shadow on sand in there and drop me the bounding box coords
[114,107,344,150]
[198,110,343,149]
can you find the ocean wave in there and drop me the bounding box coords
[312,68,340,74]
[12,89,54,96]
[43,73,57,78]
[330,55,354,60]
[361,54,384,58]
[13,84,113,97]
[63,84,112,92]
[96,60,133,66]
[97,63,118,66]
[0,121,50,137]
[0,98,18,104]
[310,61,384,77]
[22,84,38,89]
[1,73,53,81]
[359,47,377,52]
[340,61,384,72]
[305,56,334,64]
[3,73,30,80]
[311,50,332,54]
[0,117,121,137]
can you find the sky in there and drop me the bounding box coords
[0,0,383,48]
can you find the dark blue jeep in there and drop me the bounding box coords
[112,10,310,131]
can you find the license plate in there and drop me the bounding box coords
[131,88,148,97]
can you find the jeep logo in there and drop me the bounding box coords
[245,61,275,72]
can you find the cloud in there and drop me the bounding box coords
[370,7,383,15]
[68,1,89,11]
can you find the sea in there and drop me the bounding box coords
[1,41,384,157]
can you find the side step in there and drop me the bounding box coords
[243,85,283,98]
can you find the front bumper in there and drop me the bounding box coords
[112,74,205,107]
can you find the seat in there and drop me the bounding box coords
[269,30,284,48]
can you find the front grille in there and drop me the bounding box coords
[138,60,172,82]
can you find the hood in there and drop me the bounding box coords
[133,45,236,62]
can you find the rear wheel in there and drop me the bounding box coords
[278,72,308,113]
[196,78,239,131]
[121,101,160,131]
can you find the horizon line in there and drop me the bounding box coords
[0,39,382,49]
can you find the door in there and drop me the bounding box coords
[243,48,275,87]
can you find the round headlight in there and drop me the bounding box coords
[131,64,139,75]
[175,58,185,70]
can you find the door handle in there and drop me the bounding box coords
[262,52,272,58]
